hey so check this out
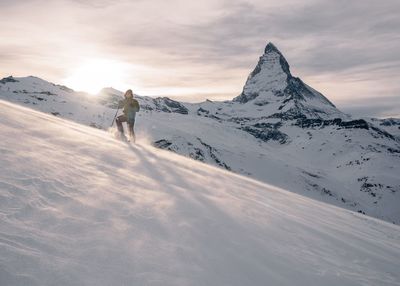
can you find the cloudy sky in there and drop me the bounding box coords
[0,0,399,118]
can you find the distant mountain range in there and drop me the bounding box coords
[1,42,399,223]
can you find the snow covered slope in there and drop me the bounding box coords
[1,43,399,224]
[1,100,400,286]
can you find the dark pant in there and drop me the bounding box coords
[116,115,135,138]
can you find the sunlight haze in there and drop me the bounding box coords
[63,59,131,94]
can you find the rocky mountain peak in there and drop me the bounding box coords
[264,42,278,53]
[262,42,291,75]
[233,42,340,119]
[0,76,19,84]
[233,42,292,103]
[264,42,291,76]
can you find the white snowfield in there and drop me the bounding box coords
[1,100,400,286]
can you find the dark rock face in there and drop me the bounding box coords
[369,125,396,140]
[197,107,210,115]
[357,177,388,199]
[380,118,400,127]
[253,122,283,129]
[0,76,18,84]
[268,106,308,120]
[153,139,173,149]
[253,99,270,106]
[189,148,205,161]
[387,148,400,154]
[153,137,230,170]
[197,137,231,170]
[234,92,258,103]
[264,42,291,76]
[241,126,289,144]
[294,118,370,129]
[284,77,335,107]
[153,97,188,114]
[293,118,396,140]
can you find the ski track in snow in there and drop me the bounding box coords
[0,100,400,286]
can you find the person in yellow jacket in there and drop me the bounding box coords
[116,89,140,142]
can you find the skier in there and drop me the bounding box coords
[116,89,140,142]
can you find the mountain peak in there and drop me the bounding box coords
[263,42,291,75]
[247,42,292,80]
[233,42,292,103]
[233,42,340,117]
[264,42,279,54]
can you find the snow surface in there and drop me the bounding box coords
[1,75,400,224]
[1,100,400,286]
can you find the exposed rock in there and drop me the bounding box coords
[0,76,18,84]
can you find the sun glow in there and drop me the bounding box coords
[63,59,130,94]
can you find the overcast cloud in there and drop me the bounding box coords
[0,0,399,117]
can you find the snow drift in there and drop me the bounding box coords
[0,100,399,285]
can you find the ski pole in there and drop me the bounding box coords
[111,106,120,127]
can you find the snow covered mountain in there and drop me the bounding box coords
[1,42,399,224]
[233,43,341,119]
[1,100,399,285]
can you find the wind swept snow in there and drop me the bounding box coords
[0,100,399,286]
